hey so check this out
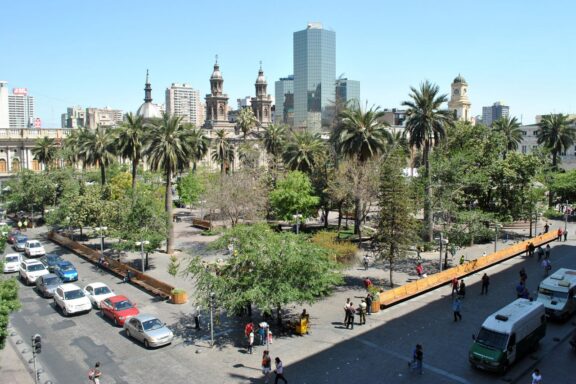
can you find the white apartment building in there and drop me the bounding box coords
[165,83,203,127]
[8,88,35,128]
[0,81,9,128]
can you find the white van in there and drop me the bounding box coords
[536,268,576,320]
[469,299,546,372]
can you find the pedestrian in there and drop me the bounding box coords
[544,223,549,233]
[481,273,490,295]
[248,330,254,354]
[528,242,535,257]
[416,262,423,278]
[359,299,367,325]
[343,298,351,324]
[451,277,459,296]
[542,259,552,276]
[459,255,465,265]
[516,281,529,299]
[537,246,544,262]
[545,244,551,259]
[363,254,369,270]
[531,368,542,384]
[557,228,562,241]
[88,361,102,384]
[346,302,355,329]
[193,304,201,330]
[458,279,466,298]
[262,350,272,384]
[245,321,254,338]
[519,268,528,284]
[564,229,568,241]
[363,278,372,290]
[408,344,423,374]
[365,293,373,314]
[17,220,22,231]
[452,297,463,322]
[258,322,269,345]
[274,357,288,384]
[23,218,28,231]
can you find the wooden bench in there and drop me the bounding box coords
[192,218,212,230]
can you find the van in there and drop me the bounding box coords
[469,298,546,372]
[536,268,576,320]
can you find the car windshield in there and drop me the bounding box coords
[114,300,134,311]
[17,238,27,243]
[539,287,569,299]
[64,289,85,300]
[28,264,45,272]
[60,264,74,271]
[94,287,111,295]
[46,256,61,263]
[29,243,41,248]
[142,319,163,331]
[476,327,508,350]
[6,256,18,263]
[44,277,60,285]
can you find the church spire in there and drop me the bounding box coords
[144,69,153,103]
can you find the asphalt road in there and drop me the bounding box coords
[7,235,576,383]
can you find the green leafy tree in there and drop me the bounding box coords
[116,113,146,191]
[7,170,57,219]
[186,224,342,324]
[145,114,195,254]
[188,125,209,172]
[402,81,454,241]
[32,136,58,171]
[236,107,258,141]
[282,131,324,173]
[551,170,576,203]
[492,116,522,158]
[176,172,204,208]
[374,149,417,286]
[0,233,21,349]
[269,171,319,221]
[79,125,117,185]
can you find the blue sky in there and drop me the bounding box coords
[2,0,575,127]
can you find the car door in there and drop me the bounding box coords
[100,299,112,319]
[85,286,94,303]
[54,287,63,308]
[134,320,145,342]
[36,276,45,294]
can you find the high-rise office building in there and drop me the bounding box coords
[8,88,34,128]
[0,81,9,128]
[335,78,360,107]
[275,75,294,126]
[61,106,86,128]
[293,22,336,131]
[482,102,509,127]
[166,83,203,127]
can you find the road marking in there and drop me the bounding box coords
[357,338,473,384]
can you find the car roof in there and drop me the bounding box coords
[132,313,158,322]
[22,259,43,265]
[26,240,41,244]
[57,260,73,266]
[15,235,28,240]
[86,282,108,289]
[108,295,129,303]
[42,273,59,279]
[44,253,61,259]
[58,283,81,292]
[5,253,21,258]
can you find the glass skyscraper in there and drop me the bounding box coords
[293,23,336,131]
[274,75,294,126]
[335,78,360,107]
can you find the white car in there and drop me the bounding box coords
[3,253,22,273]
[84,282,115,308]
[25,240,46,258]
[53,283,92,316]
[19,259,49,285]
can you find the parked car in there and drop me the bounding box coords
[54,260,78,282]
[53,283,92,316]
[13,235,28,251]
[100,295,139,326]
[7,229,20,244]
[40,253,63,273]
[571,328,576,351]
[84,282,115,308]
[25,240,46,258]
[3,253,22,273]
[35,274,63,298]
[19,259,49,285]
[123,314,173,348]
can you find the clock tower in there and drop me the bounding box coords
[448,74,472,122]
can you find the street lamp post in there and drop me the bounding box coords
[494,224,501,253]
[436,234,448,272]
[94,227,108,260]
[209,292,215,347]
[294,213,302,234]
[135,241,150,273]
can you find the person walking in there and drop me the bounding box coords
[531,368,542,384]
[557,228,563,241]
[459,255,465,265]
[346,302,355,329]
[408,344,423,374]
[451,277,459,296]
[365,293,373,315]
[358,299,367,325]
[416,262,424,278]
[343,298,351,325]
[458,280,466,299]
[528,242,535,257]
[542,259,552,276]
[452,297,463,322]
[545,244,551,259]
[519,268,528,284]
[23,218,28,232]
[262,350,272,384]
[248,329,254,354]
[88,362,102,384]
[481,273,490,295]
[537,246,544,262]
[274,357,288,384]
[363,254,369,270]
[544,223,550,233]
[193,304,201,330]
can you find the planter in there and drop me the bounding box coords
[371,298,380,313]
[171,290,188,304]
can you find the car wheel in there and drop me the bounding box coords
[114,317,119,326]
[62,305,68,317]
[144,340,150,349]
[125,329,131,338]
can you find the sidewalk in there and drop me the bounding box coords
[0,334,34,384]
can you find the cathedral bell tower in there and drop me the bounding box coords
[251,63,273,126]
[448,74,472,122]
[205,56,229,124]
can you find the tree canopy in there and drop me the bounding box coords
[269,171,319,221]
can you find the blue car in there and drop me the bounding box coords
[54,261,78,282]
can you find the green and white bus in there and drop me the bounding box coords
[536,268,576,320]
[469,298,546,372]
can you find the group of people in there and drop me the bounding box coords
[245,321,273,354]
[17,217,29,231]
[343,297,369,329]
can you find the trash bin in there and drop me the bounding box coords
[295,317,308,335]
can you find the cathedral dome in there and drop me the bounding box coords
[137,102,161,119]
[453,74,467,84]
[211,63,222,80]
[256,68,266,84]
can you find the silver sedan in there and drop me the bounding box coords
[123,314,174,348]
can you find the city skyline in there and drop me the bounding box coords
[1,0,575,127]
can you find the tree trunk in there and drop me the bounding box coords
[131,157,139,192]
[100,164,107,186]
[424,146,433,242]
[276,304,282,326]
[355,196,362,243]
[549,153,557,207]
[337,203,342,232]
[323,208,329,228]
[389,244,394,287]
[165,171,174,254]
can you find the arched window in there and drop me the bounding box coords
[0,159,6,173]
[11,158,20,172]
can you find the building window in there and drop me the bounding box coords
[0,159,6,172]
[521,131,527,136]
[534,130,539,136]
[521,145,527,154]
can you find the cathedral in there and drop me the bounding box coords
[447,74,472,123]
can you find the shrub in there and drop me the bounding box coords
[311,231,357,264]
[543,208,563,220]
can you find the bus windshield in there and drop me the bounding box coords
[539,287,569,300]
[476,328,508,350]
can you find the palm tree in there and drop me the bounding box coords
[145,114,195,254]
[32,136,58,171]
[493,116,522,158]
[188,125,209,172]
[332,104,391,236]
[236,107,258,141]
[79,125,117,185]
[537,113,576,206]
[211,129,235,174]
[62,127,89,168]
[116,113,146,191]
[282,131,324,173]
[262,123,287,176]
[402,81,454,242]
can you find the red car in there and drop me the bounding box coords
[100,295,139,326]
[7,229,21,244]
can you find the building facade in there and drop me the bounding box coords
[293,23,336,131]
[335,78,360,107]
[482,102,509,127]
[447,75,472,122]
[8,88,35,128]
[0,81,9,128]
[86,107,123,129]
[165,83,203,127]
[274,75,294,126]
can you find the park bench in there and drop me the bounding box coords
[192,218,212,230]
